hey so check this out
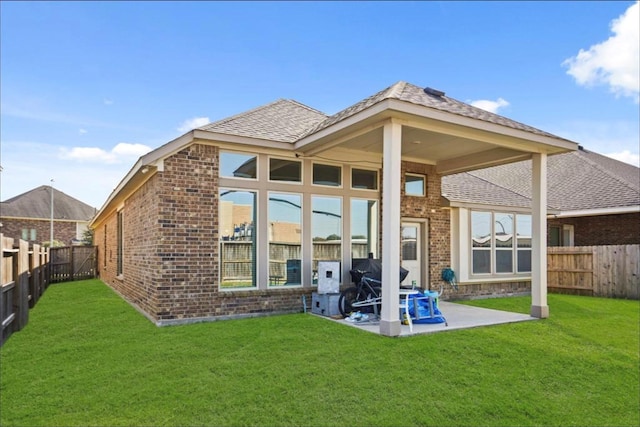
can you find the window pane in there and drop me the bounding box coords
[268,193,302,287]
[549,226,561,246]
[270,158,301,182]
[221,152,257,179]
[21,229,28,240]
[352,168,378,190]
[30,229,37,241]
[495,213,513,248]
[351,199,378,259]
[405,174,425,196]
[496,249,513,273]
[472,211,491,248]
[312,196,341,278]
[313,164,341,187]
[402,225,418,261]
[517,249,531,272]
[473,250,491,274]
[220,189,257,289]
[516,215,532,248]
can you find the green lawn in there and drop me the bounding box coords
[1,280,638,427]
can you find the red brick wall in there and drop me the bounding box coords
[548,213,640,246]
[400,161,451,295]
[0,218,79,246]
[95,144,312,324]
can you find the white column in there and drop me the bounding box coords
[531,153,549,318]
[380,120,402,336]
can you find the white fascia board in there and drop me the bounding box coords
[294,98,578,156]
[193,130,295,151]
[388,99,578,153]
[552,206,640,218]
[442,198,559,215]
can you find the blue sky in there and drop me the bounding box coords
[1,1,638,209]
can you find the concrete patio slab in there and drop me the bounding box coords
[319,301,537,336]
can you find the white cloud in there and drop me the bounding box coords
[177,116,210,132]
[469,98,510,114]
[59,142,152,164]
[79,128,88,135]
[606,149,640,167]
[563,1,639,102]
[103,98,114,105]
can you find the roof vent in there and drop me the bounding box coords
[424,87,445,97]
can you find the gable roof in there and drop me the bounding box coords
[443,147,640,213]
[195,81,570,146]
[0,186,96,221]
[301,81,567,142]
[198,99,327,143]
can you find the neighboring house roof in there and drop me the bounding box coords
[198,99,328,143]
[443,147,640,214]
[0,186,96,221]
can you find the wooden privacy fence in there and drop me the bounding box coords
[1,235,49,346]
[49,246,98,283]
[548,245,639,299]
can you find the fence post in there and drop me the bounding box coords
[13,239,30,331]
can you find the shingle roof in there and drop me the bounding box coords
[443,147,640,211]
[196,81,570,145]
[1,186,96,221]
[301,81,568,141]
[198,99,328,143]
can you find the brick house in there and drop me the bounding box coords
[90,81,577,336]
[1,185,96,246]
[441,146,640,299]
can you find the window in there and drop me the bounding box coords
[351,168,378,190]
[549,224,574,247]
[312,196,342,278]
[471,211,532,275]
[221,152,257,179]
[21,229,28,240]
[103,224,107,268]
[269,158,301,182]
[268,193,302,287]
[117,211,124,276]
[220,189,257,289]
[471,211,491,274]
[516,215,532,272]
[351,199,378,259]
[30,229,36,241]
[313,163,341,187]
[405,173,426,196]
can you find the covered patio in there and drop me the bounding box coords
[323,301,536,336]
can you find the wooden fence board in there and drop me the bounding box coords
[548,245,639,299]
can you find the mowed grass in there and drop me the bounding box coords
[1,280,638,427]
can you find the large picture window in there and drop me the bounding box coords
[312,196,342,278]
[268,193,302,287]
[220,189,257,289]
[471,211,532,275]
[351,199,378,259]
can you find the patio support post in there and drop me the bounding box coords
[531,153,549,318]
[380,120,402,336]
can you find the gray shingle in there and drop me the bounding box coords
[198,99,327,143]
[302,81,570,142]
[1,186,96,220]
[443,148,640,211]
